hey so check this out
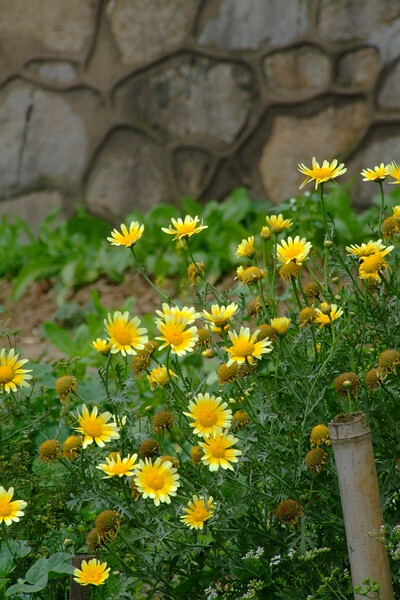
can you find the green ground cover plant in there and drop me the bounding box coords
[1,160,400,599]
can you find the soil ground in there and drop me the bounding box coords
[0,273,161,361]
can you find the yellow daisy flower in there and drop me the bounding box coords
[0,349,32,394]
[0,487,27,525]
[236,236,255,259]
[155,303,200,324]
[346,239,389,258]
[155,316,198,356]
[235,265,266,285]
[392,205,400,217]
[96,453,138,478]
[265,214,293,234]
[226,326,272,366]
[75,404,120,449]
[73,559,110,586]
[107,221,144,247]
[276,236,312,265]
[260,225,271,240]
[134,457,180,506]
[104,311,148,357]
[183,392,233,438]
[358,250,391,281]
[91,338,112,355]
[314,304,343,328]
[181,495,215,530]
[147,365,177,389]
[387,161,400,184]
[199,429,242,472]
[202,303,239,333]
[298,157,347,189]
[361,163,388,182]
[161,215,208,241]
[270,317,291,336]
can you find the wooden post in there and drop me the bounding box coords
[329,412,394,599]
[69,555,95,600]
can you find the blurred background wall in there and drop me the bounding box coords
[0,0,399,224]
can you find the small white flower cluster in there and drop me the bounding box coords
[289,197,297,212]
[299,546,330,561]
[287,547,295,558]
[269,553,281,566]
[242,546,264,560]
[205,587,218,600]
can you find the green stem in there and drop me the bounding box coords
[378,180,385,234]
[357,281,368,366]
[319,182,329,238]
[290,276,302,311]
[130,247,170,302]
[1,524,16,561]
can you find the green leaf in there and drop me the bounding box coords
[6,573,48,595]
[46,552,75,574]
[42,322,81,357]
[11,259,60,300]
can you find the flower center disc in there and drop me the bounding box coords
[113,326,133,345]
[209,441,226,458]
[147,472,165,490]
[198,409,218,427]
[0,501,11,517]
[83,419,104,437]
[361,255,383,273]
[234,340,254,357]
[168,330,184,346]
[313,167,333,179]
[192,506,209,521]
[0,365,14,383]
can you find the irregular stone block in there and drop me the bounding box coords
[318,0,400,42]
[25,61,77,84]
[86,129,172,219]
[258,99,368,202]
[0,81,90,195]
[0,0,98,59]
[107,0,197,68]
[115,55,253,146]
[263,45,330,91]
[348,128,400,206]
[378,59,400,110]
[337,47,380,88]
[173,148,212,197]
[198,0,309,50]
[0,191,63,234]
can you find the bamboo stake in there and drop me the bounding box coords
[329,412,394,600]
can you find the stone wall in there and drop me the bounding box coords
[1,0,400,226]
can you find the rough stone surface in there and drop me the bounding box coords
[0,191,63,234]
[26,61,77,84]
[115,56,253,145]
[337,47,380,88]
[258,100,368,202]
[198,0,309,49]
[107,0,197,68]
[348,129,400,206]
[0,0,98,57]
[318,0,400,42]
[86,129,172,218]
[0,81,88,194]
[368,19,400,63]
[263,46,330,91]
[173,148,212,196]
[378,59,400,110]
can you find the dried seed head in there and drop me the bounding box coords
[55,375,77,403]
[334,372,359,397]
[275,499,302,527]
[365,368,382,391]
[62,435,83,460]
[378,349,400,376]
[304,281,321,300]
[256,324,276,342]
[305,448,328,473]
[139,439,159,458]
[190,445,204,465]
[95,510,120,537]
[299,307,317,327]
[279,261,301,281]
[232,410,251,430]
[310,425,330,447]
[152,411,174,434]
[246,296,263,317]
[86,528,102,552]
[160,455,179,469]
[39,439,61,463]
